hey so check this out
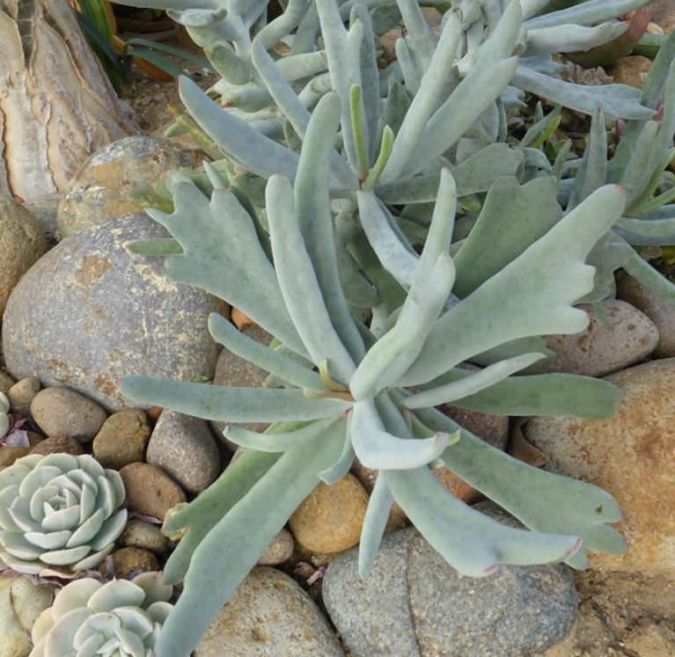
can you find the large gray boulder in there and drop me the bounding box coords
[2,214,224,410]
[323,508,579,657]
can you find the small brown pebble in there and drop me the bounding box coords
[103,548,159,579]
[231,307,254,330]
[258,529,295,566]
[8,377,41,414]
[30,387,107,441]
[0,446,31,468]
[119,519,168,554]
[29,435,83,456]
[92,409,150,469]
[146,406,163,422]
[119,462,186,521]
[0,371,16,395]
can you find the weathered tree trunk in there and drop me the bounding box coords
[0,0,137,202]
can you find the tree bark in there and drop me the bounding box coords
[0,0,137,202]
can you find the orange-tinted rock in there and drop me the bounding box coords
[526,359,675,572]
[290,474,368,554]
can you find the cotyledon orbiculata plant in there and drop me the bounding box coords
[122,86,629,657]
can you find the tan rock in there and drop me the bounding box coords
[0,372,16,396]
[258,529,294,566]
[290,474,368,554]
[612,56,652,88]
[544,300,659,377]
[120,462,186,521]
[29,435,83,456]
[119,519,168,554]
[526,359,675,572]
[56,137,201,237]
[93,409,150,469]
[0,575,54,657]
[30,387,107,441]
[103,547,159,579]
[651,0,675,33]
[7,377,41,414]
[195,567,344,657]
[0,197,48,315]
[618,272,675,358]
[0,447,31,469]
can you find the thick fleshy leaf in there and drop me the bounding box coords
[453,176,562,297]
[225,418,343,453]
[179,77,299,180]
[292,93,365,361]
[385,467,582,576]
[358,475,393,577]
[146,180,305,355]
[524,0,652,29]
[414,370,621,418]
[514,66,653,120]
[350,254,454,400]
[163,449,279,584]
[350,398,453,470]
[207,314,322,390]
[121,376,350,422]
[400,185,626,386]
[155,429,344,657]
[404,353,545,409]
[415,407,625,560]
[266,174,356,383]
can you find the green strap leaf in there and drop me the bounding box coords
[404,353,545,410]
[385,467,582,576]
[162,449,279,584]
[225,418,343,453]
[414,370,621,418]
[350,398,453,470]
[156,429,345,657]
[267,174,356,383]
[121,376,350,422]
[414,406,625,560]
[401,185,626,386]
[207,314,322,390]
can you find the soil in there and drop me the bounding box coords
[572,571,675,657]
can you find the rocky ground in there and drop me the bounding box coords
[0,2,674,657]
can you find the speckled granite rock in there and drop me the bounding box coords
[323,508,578,657]
[2,214,224,410]
[195,567,344,657]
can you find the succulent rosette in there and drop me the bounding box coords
[29,572,173,657]
[0,454,127,575]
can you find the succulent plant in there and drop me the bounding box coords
[29,572,173,657]
[0,454,127,575]
[557,31,675,302]
[120,66,632,653]
[0,391,10,438]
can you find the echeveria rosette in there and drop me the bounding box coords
[29,572,173,657]
[0,454,127,575]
